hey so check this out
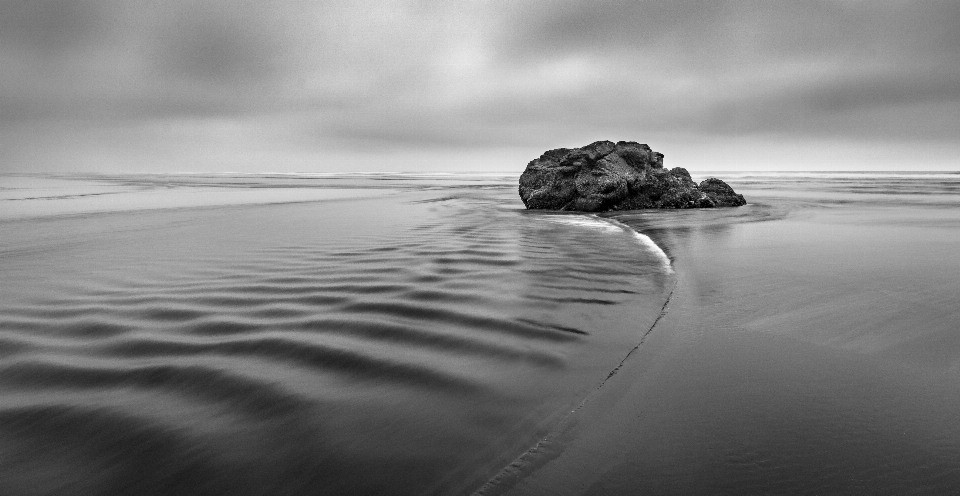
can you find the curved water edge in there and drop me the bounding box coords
[0,174,675,495]
[535,213,673,274]
[596,216,673,273]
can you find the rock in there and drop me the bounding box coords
[698,177,747,207]
[519,141,746,211]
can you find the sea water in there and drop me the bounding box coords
[2,171,959,495]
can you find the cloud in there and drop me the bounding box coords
[0,0,307,122]
[0,0,109,56]
[482,0,960,137]
[499,0,960,67]
[1,0,959,172]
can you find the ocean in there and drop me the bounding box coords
[1,171,959,495]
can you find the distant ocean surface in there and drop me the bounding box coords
[2,171,960,495]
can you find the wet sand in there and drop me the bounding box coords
[0,173,672,495]
[481,174,960,495]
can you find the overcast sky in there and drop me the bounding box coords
[2,0,958,173]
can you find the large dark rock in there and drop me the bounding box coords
[519,141,746,211]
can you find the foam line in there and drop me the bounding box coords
[541,214,624,233]
[543,213,673,273]
[595,216,674,273]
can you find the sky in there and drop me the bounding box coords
[2,0,959,173]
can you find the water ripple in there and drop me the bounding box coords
[0,182,673,494]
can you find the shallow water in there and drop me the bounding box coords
[483,171,960,495]
[0,173,672,495]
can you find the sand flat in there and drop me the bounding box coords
[0,173,672,495]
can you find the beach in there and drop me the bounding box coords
[2,172,959,494]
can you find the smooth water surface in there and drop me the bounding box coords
[487,171,960,495]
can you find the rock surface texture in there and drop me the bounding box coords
[519,141,746,211]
